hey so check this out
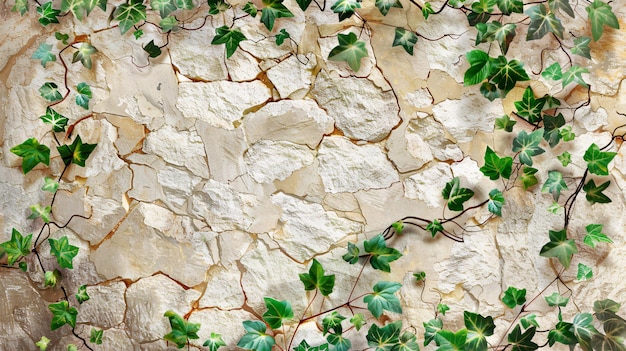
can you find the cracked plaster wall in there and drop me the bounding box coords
[1,1,626,350]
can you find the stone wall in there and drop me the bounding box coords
[1,0,626,350]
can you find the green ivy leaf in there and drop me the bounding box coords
[203,333,227,351]
[160,16,179,32]
[471,0,495,14]
[40,107,69,132]
[577,263,593,281]
[512,129,544,166]
[238,321,275,351]
[350,314,365,331]
[434,329,467,351]
[586,0,620,41]
[84,0,107,14]
[547,202,561,214]
[396,331,420,351]
[143,40,162,58]
[342,242,359,264]
[328,32,368,72]
[322,311,345,335]
[393,28,418,55]
[55,32,70,44]
[12,0,29,15]
[275,28,290,45]
[514,86,546,124]
[442,177,475,212]
[90,328,103,345]
[543,94,561,109]
[520,314,539,329]
[29,204,52,223]
[572,312,600,350]
[542,171,567,201]
[299,259,335,296]
[49,301,78,330]
[491,55,530,94]
[593,299,621,321]
[422,2,434,19]
[57,135,97,167]
[36,336,50,350]
[571,36,591,59]
[42,177,59,193]
[364,281,402,318]
[543,113,565,147]
[10,138,51,174]
[476,21,516,55]
[495,115,516,132]
[75,82,92,109]
[488,189,505,217]
[367,320,402,349]
[560,125,575,141]
[330,0,360,21]
[464,50,491,86]
[49,236,79,269]
[61,0,86,20]
[326,333,351,351]
[375,0,402,16]
[557,151,571,167]
[163,310,200,348]
[497,0,522,14]
[584,143,616,176]
[151,0,177,18]
[364,234,402,272]
[480,146,513,180]
[583,179,611,205]
[464,311,495,351]
[508,325,538,351]
[423,318,443,346]
[295,0,312,11]
[76,285,90,304]
[502,286,526,308]
[294,340,329,351]
[438,303,450,316]
[526,4,564,40]
[211,26,247,59]
[176,0,195,10]
[113,0,147,35]
[545,292,569,307]
[133,29,144,39]
[548,321,576,346]
[540,229,578,268]
[39,82,63,102]
[549,0,574,17]
[562,65,589,88]
[243,1,258,16]
[480,81,501,101]
[584,224,613,248]
[0,229,33,265]
[413,271,426,282]
[260,0,293,31]
[262,297,293,329]
[426,219,443,238]
[391,221,404,235]
[37,2,61,26]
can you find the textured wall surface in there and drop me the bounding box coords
[1,1,626,350]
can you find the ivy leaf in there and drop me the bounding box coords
[502,286,526,308]
[586,0,620,41]
[364,234,402,272]
[260,0,293,31]
[151,0,177,18]
[242,2,258,17]
[488,189,505,217]
[326,333,351,351]
[560,125,575,142]
[367,320,402,349]
[545,292,569,307]
[175,0,195,10]
[211,26,246,59]
[584,143,616,176]
[295,0,312,11]
[426,219,444,238]
[163,310,200,348]
[583,179,611,205]
[37,2,61,26]
[496,0,522,14]
[31,43,57,68]
[540,229,578,269]
[299,259,335,296]
[10,138,51,174]
[57,135,97,167]
[90,328,103,345]
[396,332,420,351]
[548,321,576,346]
[464,311,495,351]
[593,299,621,321]
[508,325,538,351]
[12,0,29,15]
[391,221,404,235]
[571,36,591,59]
[542,171,567,201]
[422,2,434,19]
[480,146,512,180]
[133,29,144,39]
[491,55,530,94]
[526,4,564,40]
[547,202,561,214]
[42,177,59,193]
[489,22,516,55]
[442,177,474,212]
[71,42,97,70]
[434,329,467,351]
[542,62,562,81]
[572,312,600,350]
[56,32,70,44]
[562,65,589,88]
[75,82,92,109]
[328,32,368,72]
[203,333,227,351]
[342,242,359,264]
[160,16,179,32]
[577,263,593,281]
[0,229,32,265]
[39,82,62,102]
[75,285,90,304]
[84,0,107,14]
[464,50,491,86]
[584,224,613,248]
[40,107,69,132]
[29,204,52,223]
[520,315,539,329]
[543,113,565,148]
[438,303,450,315]
[143,40,162,58]
[364,281,402,318]
[262,297,293,329]
[495,115,516,132]
[423,318,443,346]
[549,0,574,17]
[557,151,571,167]
[330,0,360,21]
[35,336,50,350]
[512,129,545,166]
[413,271,426,282]
[322,311,345,335]
[49,236,79,269]
[514,87,545,124]
[375,0,402,16]
[275,28,290,45]
[113,0,147,35]
[350,314,365,331]
[294,340,329,351]
[480,82,501,101]
[49,301,78,330]
[393,28,418,55]
[61,0,86,20]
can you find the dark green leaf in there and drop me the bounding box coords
[497,0,522,14]
[521,167,538,190]
[364,281,402,318]
[464,50,491,86]
[322,311,345,335]
[343,242,359,264]
[548,321,576,346]
[584,143,616,176]
[514,87,546,124]
[393,28,418,55]
[330,0,360,21]
[508,325,538,351]
[442,177,474,212]
[464,311,495,351]
[422,2,434,19]
[39,82,62,102]
[480,146,513,180]
[488,189,505,217]
[0,229,32,265]
[29,204,52,223]
[583,179,612,205]
[364,234,402,272]
[294,340,329,351]
[203,333,227,351]
[143,40,162,58]
[545,292,569,307]
[526,4,564,40]
[57,135,97,167]
[512,129,544,166]
[151,0,177,18]
[163,310,201,348]
[594,299,622,321]
[262,297,293,329]
[467,9,491,25]
[243,2,258,17]
[260,0,293,31]
[211,26,247,59]
[543,113,565,147]
[328,32,368,72]
[40,107,69,132]
[295,0,312,11]
[10,138,51,173]
[549,0,574,17]
[55,32,70,44]
[12,0,29,15]
[426,219,443,238]
[75,82,92,109]
[557,151,571,167]
[160,16,179,32]
[275,28,290,45]
[586,0,620,41]
[562,65,589,88]
[326,333,351,351]
[572,36,591,59]
[299,259,335,296]
[572,313,600,351]
[424,318,443,346]
[375,0,402,16]
[520,314,539,329]
[542,171,567,201]
[366,320,402,350]
[491,55,530,94]
[76,285,90,304]
[577,263,593,281]
[37,2,61,26]
[413,271,426,282]
[480,81,501,101]
[113,0,147,35]
[90,328,103,345]
[502,286,526,308]
[49,301,77,330]
[543,94,561,109]
[49,236,79,269]
[540,229,578,268]
[495,115,516,132]
[207,0,228,14]
[434,329,467,351]
[584,224,613,248]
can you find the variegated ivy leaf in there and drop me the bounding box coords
[40,107,68,132]
[542,62,562,81]
[72,42,97,69]
[29,204,52,223]
[75,82,92,109]
[476,21,516,55]
[328,32,368,72]
[571,36,591,59]
[497,0,523,15]
[260,0,293,31]
[491,55,530,94]
[32,43,57,68]
[84,0,108,14]
[151,0,177,18]
[562,65,588,88]
[42,177,59,193]
[392,28,418,55]
[330,0,360,21]
[542,170,567,201]
[549,0,574,17]
[160,16,179,32]
[61,0,86,21]
[57,135,97,167]
[375,0,402,16]
[526,4,564,40]
[540,229,578,269]
[175,0,194,10]
[37,2,61,26]
[39,82,63,102]
[113,0,147,35]
[586,0,620,41]
[243,2,258,17]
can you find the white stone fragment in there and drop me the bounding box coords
[198,265,244,309]
[244,140,315,183]
[157,166,202,209]
[574,105,608,132]
[190,179,258,232]
[225,48,262,82]
[196,120,248,183]
[403,162,453,208]
[267,54,317,99]
[318,136,400,193]
[408,116,464,161]
[76,282,126,328]
[386,120,433,172]
[405,88,434,109]
[310,72,400,142]
[129,164,164,202]
[143,124,209,178]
